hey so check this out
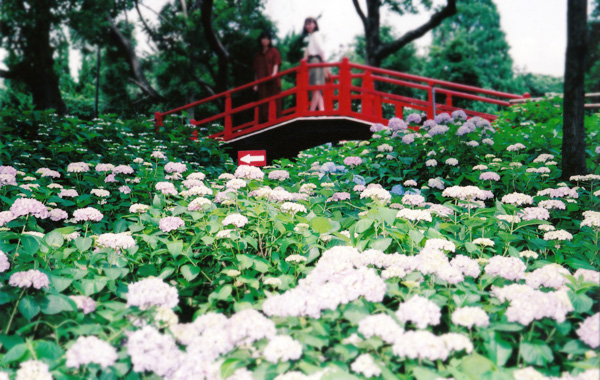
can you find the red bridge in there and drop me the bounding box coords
[155,58,529,162]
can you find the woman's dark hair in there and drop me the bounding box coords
[303,17,319,35]
[257,31,273,49]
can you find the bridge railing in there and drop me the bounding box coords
[154,57,529,141]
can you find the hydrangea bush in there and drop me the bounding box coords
[0,105,598,380]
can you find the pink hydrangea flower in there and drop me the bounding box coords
[10,198,49,219]
[159,216,184,233]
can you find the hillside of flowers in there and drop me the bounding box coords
[0,99,598,380]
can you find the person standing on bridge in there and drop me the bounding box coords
[253,31,282,123]
[303,17,330,111]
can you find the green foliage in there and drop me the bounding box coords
[0,103,598,378]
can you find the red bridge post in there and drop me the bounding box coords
[296,59,309,116]
[154,112,163,133]
[224,93,232,139]
[339,57,351,114]
[427,84,435,120]
[362,70,373,116]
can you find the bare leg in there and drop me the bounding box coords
[309,90,320,111]
[318,92,324,111]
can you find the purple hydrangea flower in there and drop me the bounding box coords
[406,113,422,124]
[388,117,407,131]
[159,216,184,233]
[9,269,49,289]
[434,113,453,124]
[452,110,468,121]
[370,123,385,132]
[422,120,437,129]
[10,198,49,219]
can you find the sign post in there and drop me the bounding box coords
[237,150,267,166]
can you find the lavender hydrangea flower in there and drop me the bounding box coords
[343,156,363,166]
[370,123,385,132]
[112,165,134,175]
[9,269,49,289]
[388,117,407,131]
[434,112,453,124]
[66,336,118,368]
[73,207,104,222]
[69,295,97,314]
[406,113,422,124]
[126,277,179,310]
[452,110,468,120]
[0,250,10,273]
[10,198,49,219]
[0,211,16,227]
[159,216,185,233]
[49,208,68,221]
[422,120,437,129]
[165,162,187,174]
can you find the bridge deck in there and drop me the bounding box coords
[222,116,373,163]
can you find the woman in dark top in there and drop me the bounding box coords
[253,31,282,123]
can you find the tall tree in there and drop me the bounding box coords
[0,0,67,114]
[424,0,518,93]
[562,0,588,178]
[585,0,600,92]
[352,0,457,67]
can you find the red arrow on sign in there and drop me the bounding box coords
[238,150,267,166]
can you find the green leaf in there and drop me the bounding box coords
[34,340,63,361]
[465,242,478,253]
[74,237,93,252]
[167,241,183,257]
[44,230,64,248]
[2,343,27,364]
[355,219,374,233]
[519,341,553,366]
[369,237,392,251]
[48,275,73,293]
[40,294,76,315]
[181,265,201,281]
[76,278,108,296]
[21,235,40,255]
[236,254,254,269]
[457,354,495,379]
[311,216,332,234]
[252,257,270,273]
[408,229,424,244]
[483,333,513,367]
[342,301,370,324]
[19,296,40,321]
[210,285,233,302]
[413,367,441,380]
[568,291,593,313]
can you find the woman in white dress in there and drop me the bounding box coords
[303,17,329,111]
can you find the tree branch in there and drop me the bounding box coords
[352,0,368,28]
[135,0,160,44]
[190,73,216,96]
[107,17,165,101]
[376,0,457,61]
[200,0,230,60]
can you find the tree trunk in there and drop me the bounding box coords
[17,4,67,114]
[562,0,588,178]
[353,0,456,67]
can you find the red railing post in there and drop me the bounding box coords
[324,76,334,111]
[154,112,163,133]
[361,70,373,116]
[446,94,453,107]
[339,57,351,114]
[395,102,404,119]
[426,84,435,120]
[296,59,309,116]
[269,98,276,122]
[224,93,232,140]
